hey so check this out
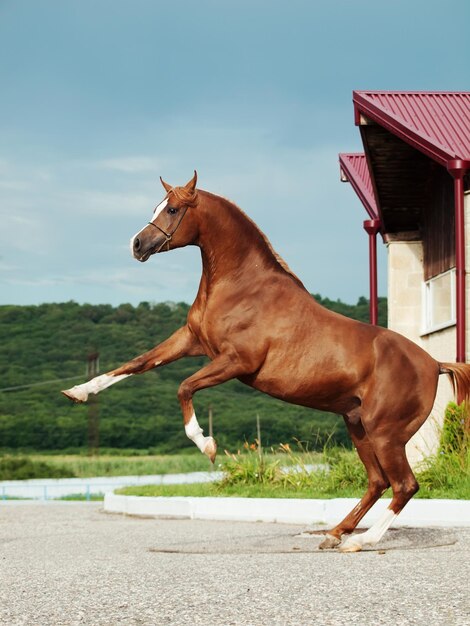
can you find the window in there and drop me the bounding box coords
[421,269,456,335]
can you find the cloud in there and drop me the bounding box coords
[0,260,20,273]
[1,248,201,297]
[67,189,154,216]
[0,180,32,191]
[0,158,53,193]
[0,122,379,307]
[93,156,166,174]
[0,210,51,256]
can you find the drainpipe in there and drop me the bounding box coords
[363,218,381,325]
[447,159,470,362]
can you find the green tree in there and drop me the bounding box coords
[0,296,387,452]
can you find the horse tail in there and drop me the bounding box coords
[439,362,470,415]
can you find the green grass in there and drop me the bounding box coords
[414,403,470,500]
[0,452,214,479]
[58,493,105,501]
[116,444,373,499]
[0,456,75,480]
[3,404,468,500]
[0,448,324,480]
[117,476,467,500]
[117,424,470,500]
[117,482,368,499]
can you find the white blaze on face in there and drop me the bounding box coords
[130,197,169,254]
[152,196,169,218]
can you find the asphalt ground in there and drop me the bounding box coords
[0,502,468,626]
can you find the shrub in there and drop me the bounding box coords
[0,456,75,480]
[416,403,469,496]
[218,439,368,495]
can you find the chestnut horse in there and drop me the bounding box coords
[63,172,470,552]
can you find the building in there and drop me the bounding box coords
[340,91,470,465]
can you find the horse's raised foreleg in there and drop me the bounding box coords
[177,355,248,462]
[339,435,419,553]
[319,418,390,550]
[62,325,203,403]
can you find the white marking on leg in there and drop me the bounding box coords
[185,413,208,452]
[340,508,397,552]
[63,374,131,402]
[185,413,215,458]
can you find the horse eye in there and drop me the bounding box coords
[167,207,178,215]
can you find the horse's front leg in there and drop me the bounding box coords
[62,325,204,403]
[177,355,248,462]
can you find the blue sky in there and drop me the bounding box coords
[1,0,468,306]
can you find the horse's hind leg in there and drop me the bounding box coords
[340,434,419,553]
[319,418,390,550]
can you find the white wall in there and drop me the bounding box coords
[386,191,470,466]
[386,238,459,467]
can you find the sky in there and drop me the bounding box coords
[0,0,468,307]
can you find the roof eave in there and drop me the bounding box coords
[353,91,454,167]
[339,153,380,221]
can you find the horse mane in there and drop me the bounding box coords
[203,190,306,289]
[240,207,306,288]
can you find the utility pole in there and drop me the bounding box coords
[256,413,262,458]
[208,404,213,470]
[208,404,213,439]
[87,352,100,456]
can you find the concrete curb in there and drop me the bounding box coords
[104,493,470,527]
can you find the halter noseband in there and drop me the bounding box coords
[147,204,189,252]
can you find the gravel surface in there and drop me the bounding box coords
[0,502,468,626]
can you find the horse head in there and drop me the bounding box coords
[130,171,199,262]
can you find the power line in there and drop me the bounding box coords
[0,375,82,393]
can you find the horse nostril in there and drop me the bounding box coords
[134,237,141,251]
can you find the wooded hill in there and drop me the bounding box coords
[0,296,387,453]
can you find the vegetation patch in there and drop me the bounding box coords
[22,452,213,478]
[58,493,105,501]
[118,435,469,500]
[118,442,370,499]
[0,456,75,480]
[415,403,469,499]
[117,482,365,499]
[0,298,386,453]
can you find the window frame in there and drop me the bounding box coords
[421,268,456,336]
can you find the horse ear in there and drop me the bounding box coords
[160,176,173,193]
[184,170,198,192]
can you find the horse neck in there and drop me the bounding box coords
[196,192,280,282]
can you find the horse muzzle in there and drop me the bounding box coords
[131,233,166,262]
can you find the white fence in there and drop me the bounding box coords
[0,471,222,501]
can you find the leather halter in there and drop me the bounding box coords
[147,204,189,252]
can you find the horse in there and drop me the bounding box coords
[62,171,470,552]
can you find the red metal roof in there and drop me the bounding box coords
[353,91,470,167]
[339,153,378,220]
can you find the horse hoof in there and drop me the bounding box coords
[61,386,88,403]
[339,538,362,553]
[204,437,217,463]
[319,534,341,550]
